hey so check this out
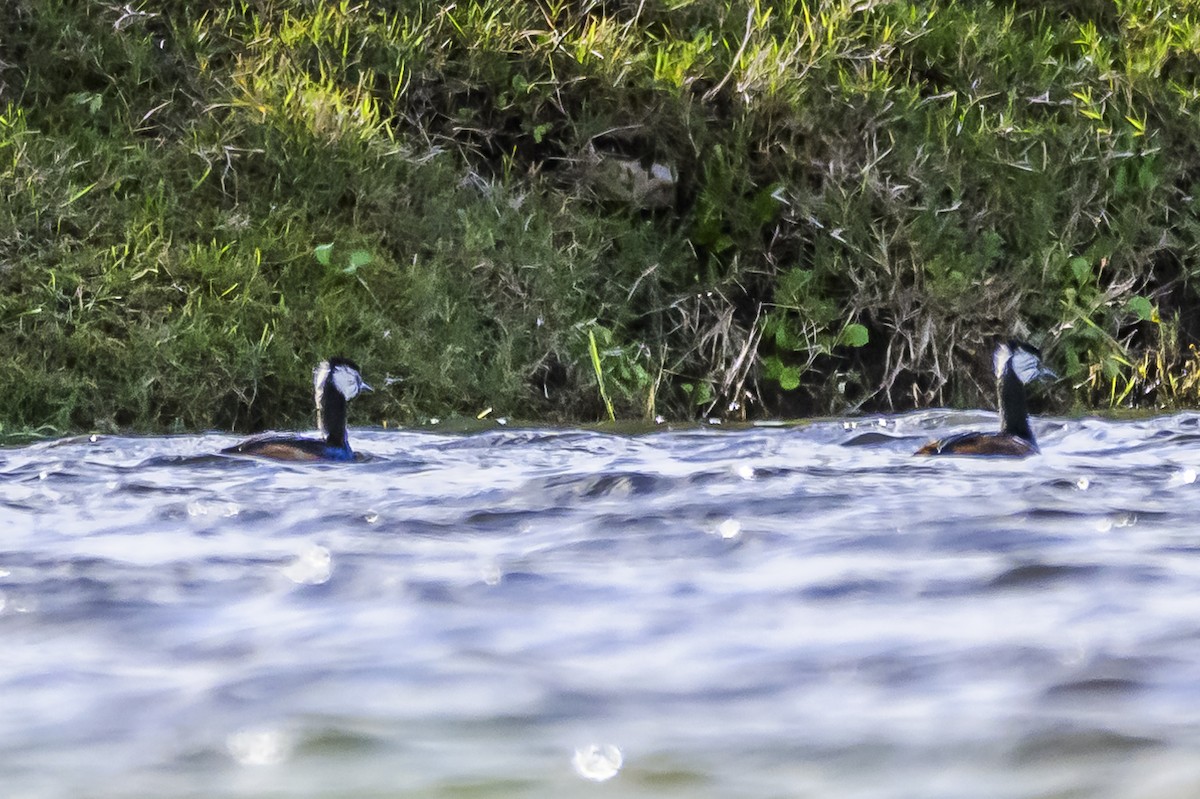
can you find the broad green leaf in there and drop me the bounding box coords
[840,323,869,347]
[779,366,801,391]
[1127,295,1154,322]
[314,243,333,266]
[1069,256,1091,285]
[344,249,373,274]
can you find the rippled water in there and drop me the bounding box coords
[4,411,1200,798]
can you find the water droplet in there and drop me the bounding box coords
[1168,467,1197,487]
[716,518,741,540]
[572,743,622,782]
[1075,477,1090,491]
[734,463,755,481]
[282,546,332,585]
[227,728,291,766]
[88,434,99,443]
[481,563,502,586]
[37,471,48,481]
[364,511,379,524]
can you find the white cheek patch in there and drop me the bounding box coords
[331,365,362,399]
[1009,347,1044,384]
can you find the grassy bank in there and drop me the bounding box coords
[3,0,1200,433]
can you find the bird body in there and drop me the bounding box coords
[916,341,1054,458]
[222,357,370,461]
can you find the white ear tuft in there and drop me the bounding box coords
[331,365,363,399]
[313,361,331,400]
[313,361,331,433]
[993,343,1012,380]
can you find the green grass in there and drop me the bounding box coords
[4,0,1200,432]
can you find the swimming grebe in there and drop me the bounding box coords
[915,341,1055,457]
[222,357,371,461]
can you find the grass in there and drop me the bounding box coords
[3,0,1200,432]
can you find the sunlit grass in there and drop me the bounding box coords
[2,0,1199,431]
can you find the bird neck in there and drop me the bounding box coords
[998,367,1034,443]
[318,383,349,449]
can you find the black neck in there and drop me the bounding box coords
[319,381,349,449]
[998,366,1034,443]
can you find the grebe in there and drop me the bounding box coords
[222,357,370,461]
[916,341,1054,457]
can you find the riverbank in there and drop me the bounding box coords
[3,0,1199,433]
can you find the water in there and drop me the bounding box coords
[4,411,1200,798]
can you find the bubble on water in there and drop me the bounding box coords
[227,727,291,766]
[481,562,503,586]
[1167,467,1197,487]
[1075,477,1090,491]
[282,546,332,585]
[1094,514,1135,532]
[186,500,237,517]
[1059,640,1087,666]
[734,463,755,481]
[572,743,622,782]
[715,518,742,540]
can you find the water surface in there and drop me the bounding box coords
[4,411,1200,798]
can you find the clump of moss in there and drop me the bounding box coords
[3,0,1200,432]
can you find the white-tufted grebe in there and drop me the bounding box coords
[916,341,1055,457]
[222,357,371,461]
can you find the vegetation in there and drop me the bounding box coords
[3,0,1200,433]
